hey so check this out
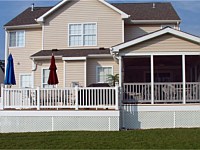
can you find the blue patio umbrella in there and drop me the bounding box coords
[4,54,16,85]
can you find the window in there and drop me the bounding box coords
[69,23,97,47]
[97,67,113,83]
[42,69,54,88]
[9,31,25,47]
[20,74,32,88]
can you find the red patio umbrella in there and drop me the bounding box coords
[48,54,59,85]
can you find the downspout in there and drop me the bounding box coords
[110,47,119,63]
[31,58,37,71]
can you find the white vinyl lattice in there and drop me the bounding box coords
[0,117,52,133]
[0,116,119,133]
[122,105,200,129]
[175,111,200,128]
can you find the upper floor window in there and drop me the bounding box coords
[9,31,25,47]
[69,23,97,47]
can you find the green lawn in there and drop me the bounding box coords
[0,128,200,149]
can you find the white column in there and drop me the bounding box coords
[182,55,186,104]
[151,55,154,104]
[119,56,122,87]
[63,61,66,88]
[84,60,87,87]
[5,30,8,76]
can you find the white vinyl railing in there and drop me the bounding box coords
[123,83,151,103]
[186,82,200,103]
[154,83,183,103]
[1,86,119,110]
[123,82,200,104]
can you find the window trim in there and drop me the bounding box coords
[9,30,25,48]
[19,73,33,88]
[96,66,114,83]
[68,22,97,47]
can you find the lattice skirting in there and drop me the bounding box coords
[0,111,119,133]
[121,105,200,129]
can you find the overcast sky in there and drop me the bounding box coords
[0,0,200,60]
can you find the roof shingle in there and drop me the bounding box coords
[4,2,180,27]
[31,49,111,58]
[112,2,180,21]
[4,7,52,26]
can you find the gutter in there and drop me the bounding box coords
[130,20,182,24]
[4,24,41,30]
[30,55,62,60]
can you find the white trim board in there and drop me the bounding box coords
[62,57,86,61]
[36,0,129,22]
[120,52,200,56]
[112,27,200,52]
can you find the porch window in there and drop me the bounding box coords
[42,69,54,88]
[20,74,32,88]
[69,23,97,47]
[96,66,113,83]
[9,31,25,47]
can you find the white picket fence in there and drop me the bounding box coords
[0,86,119,110]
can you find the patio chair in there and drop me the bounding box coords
[162,84,177,101]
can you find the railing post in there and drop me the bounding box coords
[75,86,79,110]
[37,87,40,110]
[0,84,4,110]
[115,83,119,110]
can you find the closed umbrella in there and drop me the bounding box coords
[4,54,16,85]
[48,54,59,85]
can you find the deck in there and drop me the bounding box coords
[0,86,119,110]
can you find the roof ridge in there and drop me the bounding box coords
[111,2,171,4]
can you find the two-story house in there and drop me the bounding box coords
[2,0,200,131]
[5,0,200,102]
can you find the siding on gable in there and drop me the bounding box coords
[65,60,85,87]
[124,24,179,42]
[43,0,123,50]
[8,28,42,88]
[122,34,200,54]
[87,58,119,86]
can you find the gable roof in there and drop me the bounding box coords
[111,2,181,22]
[112,27,200,52]
[36,0,129,22]
[4,1,180,27]
[4,7,52,27]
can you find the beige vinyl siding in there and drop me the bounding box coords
[125,25,161,41]
[123,34,200,53]
[44,0,122,49]
[8,28,42,88]
[34,59,63,88]
[87,58,119,86]
[124,24,178,42]
[65,60,85,87]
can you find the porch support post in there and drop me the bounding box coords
[182,55,186,104]
[119,56,122,87]
[151,55,154,104]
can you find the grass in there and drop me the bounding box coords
[0,128,200,149]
